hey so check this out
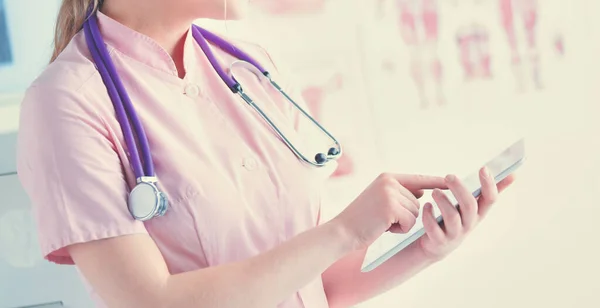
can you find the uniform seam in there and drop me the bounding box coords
[177,189,211,267]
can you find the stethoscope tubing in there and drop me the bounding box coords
[84,11,343,176]
[84,15,154,179]
[83,10,344,221]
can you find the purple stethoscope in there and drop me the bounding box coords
[83,13,342,221]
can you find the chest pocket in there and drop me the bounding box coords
[184,157,334,268]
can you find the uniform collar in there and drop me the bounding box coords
[96,11,199,78]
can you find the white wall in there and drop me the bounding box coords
[335,1,600,307]
[1,0,598,307]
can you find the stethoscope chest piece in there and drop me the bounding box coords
[128,179,169,221]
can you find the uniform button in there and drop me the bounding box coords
[184,84,200,97]
[242,157,258,171]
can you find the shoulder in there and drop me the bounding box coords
[22,33,110,128]
[19,32,117,159]
[26,32,102,108]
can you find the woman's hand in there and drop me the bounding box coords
[333,173,448,251]
[417,167,516,261]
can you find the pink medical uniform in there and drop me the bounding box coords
[17,12,335,308]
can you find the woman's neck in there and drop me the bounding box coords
[100,0,193,78]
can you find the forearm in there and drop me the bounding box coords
[163,220,354,308]
[323,242,435,308]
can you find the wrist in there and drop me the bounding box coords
[323,218,359,255]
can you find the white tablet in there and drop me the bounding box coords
[361,138,526,272]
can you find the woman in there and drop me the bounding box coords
[16,0,515,307]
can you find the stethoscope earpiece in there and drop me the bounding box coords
[328,147,340,156]
[315,147,342,165]
[315,153,328,164]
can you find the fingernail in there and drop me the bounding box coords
[445,174,455,183]
[425,202,433,212]
[482,167,490,178]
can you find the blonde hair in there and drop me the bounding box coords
[50,0,102,63]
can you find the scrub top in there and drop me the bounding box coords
[17,12,335,308]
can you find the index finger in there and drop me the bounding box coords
[393,174,448,191]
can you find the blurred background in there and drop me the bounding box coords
[0,0,598,307]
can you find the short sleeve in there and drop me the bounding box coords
[16,85,147,265]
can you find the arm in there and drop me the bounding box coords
[72,172,450,308]
[70,219,354,308]
[323,171,516,307]
[322,241,434,308]
[16,85,355,308]
[72,173,452,308]
[17,81,445,308]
